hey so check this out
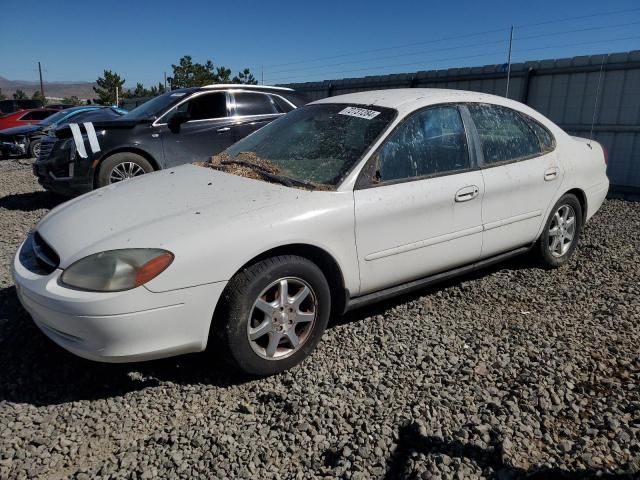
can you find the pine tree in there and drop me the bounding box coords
[93,70,126,105]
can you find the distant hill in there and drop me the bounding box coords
[0,76,97,100]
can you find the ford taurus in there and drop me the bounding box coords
[13,89,609,376]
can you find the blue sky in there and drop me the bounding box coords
[1,0,639,87]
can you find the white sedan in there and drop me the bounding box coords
[13,89,609,376]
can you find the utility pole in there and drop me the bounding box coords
[115,85,119,107]
[505,26,514,98]
[261,65,264,85]
[38,62,45,103]
[164,71,167,91]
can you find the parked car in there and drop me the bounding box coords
[0,99,43,114]
[0,109,57,130]
[35,107,127,167]
[12,89,609,376]
[0,106,124,158]
[33,84,307,196]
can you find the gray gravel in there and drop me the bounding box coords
[1,158,639,479]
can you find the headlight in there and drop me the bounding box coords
[60,249,174,292]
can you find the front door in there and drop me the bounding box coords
[354,105,484,294]
[159,91,236,166]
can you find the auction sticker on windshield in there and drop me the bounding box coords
[339,106,381,120]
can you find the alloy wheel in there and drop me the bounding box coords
[247,277,317,360]
[548,204,576,257]
[109,162,146,183]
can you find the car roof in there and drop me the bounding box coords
[311,88,533,115]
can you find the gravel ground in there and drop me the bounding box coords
[0,158,639,479]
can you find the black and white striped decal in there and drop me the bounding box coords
[69,122,101,158]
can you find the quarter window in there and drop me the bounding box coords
[234,92,279,116]
[523,116,555,153]
[270,95,295,113]
[374,106,470,183]
[468,104,541,164]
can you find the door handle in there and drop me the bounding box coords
[217,127,231,133]
[455,185,480,202]
[544,167,559,181]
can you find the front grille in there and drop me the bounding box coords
[19,232,60,275]
[37,137,57,162]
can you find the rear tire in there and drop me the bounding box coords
[213,255,331,376]
[97,152,154,188]
[535,194,583,268]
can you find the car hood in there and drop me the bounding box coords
[0,124,42,136]
[36,164,311,268]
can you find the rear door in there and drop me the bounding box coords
[465,103,563,257]
[158,91,235,166]
[229,91,284,142]
[354,105,484,294]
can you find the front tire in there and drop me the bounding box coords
[29,139,41,158]
[214,255,331,376]
[97,152,154,188]
[536,193,583,268]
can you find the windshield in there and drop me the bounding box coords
[219,104,395,187]
[122,91,190,121]
[41,110,74,126]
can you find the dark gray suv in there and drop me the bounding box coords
[33,85,307,196]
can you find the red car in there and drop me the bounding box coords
[0,109,57,130]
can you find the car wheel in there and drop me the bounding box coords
[29,139,41,158]
[97,152,154,187]
[214,255,331,376]
[0,149,8,160]
[536,194,583,268]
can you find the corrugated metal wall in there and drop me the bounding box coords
[282,50,640,195]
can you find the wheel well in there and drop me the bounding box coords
[93,148,160,186]
[566,188,588,222]
[242,244,347,315]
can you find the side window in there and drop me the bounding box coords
[523,115,555,153]
[375,106,470,183]
[19,112,35,120]
[163,92,227,122]
[29,111,52,120]
[467,104,541,164]
[234,92,278,116]
[187,92,228,120]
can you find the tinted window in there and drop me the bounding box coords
[524,116,555,153]
[163,92,228,123]
[187,92,228,120]
[22,110,52,120]
[468,104,541,164]
[376,106,470,183]
[234,92,278,116]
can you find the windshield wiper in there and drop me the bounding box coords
[220,159,316,189]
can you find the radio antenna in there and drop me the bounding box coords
[589,55,606,147]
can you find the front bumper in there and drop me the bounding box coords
[1,139,27,155]
[13,239,227,363]
[33,138,94,196]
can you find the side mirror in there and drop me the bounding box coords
[168,111,191,133]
